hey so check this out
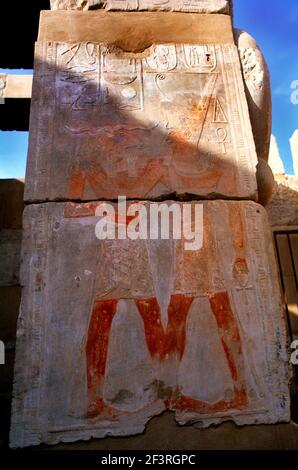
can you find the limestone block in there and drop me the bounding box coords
[25,38,258,202]
[0,230,22,286]
[50,0,232,15]
[37,11,234,48]
[256,158,274,207]
[267,175,298,227]
[10,200,289,448]
[0,74,33,99]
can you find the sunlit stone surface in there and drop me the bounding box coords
[50,0,232,14]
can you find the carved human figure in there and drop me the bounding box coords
[74,203,250,419]
[86,292,248,418]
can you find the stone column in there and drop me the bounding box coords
[10,1,290,448]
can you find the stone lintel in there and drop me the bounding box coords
[38,11,234,48]
[0,75,33,99]
[50,0,232,15]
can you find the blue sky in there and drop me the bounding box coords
[234,0,298,174]
[0,0,297,178]
[0,69,32,179]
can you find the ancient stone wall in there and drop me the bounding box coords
[8,2,292,448]
[267,175,298,228]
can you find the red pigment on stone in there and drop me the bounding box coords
[135,294,194,360]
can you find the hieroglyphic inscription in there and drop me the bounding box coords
[101,48,143,110]
[25,42,258,202]
[57,42,100,110]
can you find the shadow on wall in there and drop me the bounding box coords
[0,41,297,449]
[0,179,24,449]
[267,175,298,423]
[269,177,298,425]
[24,40,262,203]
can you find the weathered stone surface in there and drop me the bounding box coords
[236,30,272,164]
[38,11,234,49]
[0,75,6,100]
[10,200,290,448]
[50,0,232,14]
[0,230,22,287]
[235,30,274,206]
[269,135,285,176]
[34,419,298,450]
[255,158,275,207]
[0,74,33,99]
[25,39,258,202]
[267,175,298,227]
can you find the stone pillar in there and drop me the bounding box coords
[10,1,290,448]
[290,130,298,176]
[269,135,285,175]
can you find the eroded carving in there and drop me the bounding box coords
[50,0,232,14]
